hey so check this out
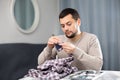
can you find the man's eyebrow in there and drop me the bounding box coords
[63,21,71,24]
[60,21,71,26]
[66,21,71,24]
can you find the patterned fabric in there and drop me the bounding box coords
[24,56,78,80]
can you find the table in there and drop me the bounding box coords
[94,70,120,80]
[61,70,120,80]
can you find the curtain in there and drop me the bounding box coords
[14,0,34,30]
[59,0,120,70]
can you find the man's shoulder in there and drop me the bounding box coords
[83,32,98,38]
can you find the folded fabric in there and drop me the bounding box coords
[24,56,78,80]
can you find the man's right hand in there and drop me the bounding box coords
[47,36,61,49]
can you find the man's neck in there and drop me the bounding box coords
[69,32,82,42]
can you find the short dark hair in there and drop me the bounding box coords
[59,8,80,21]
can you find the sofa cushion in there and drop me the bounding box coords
[0,43,46,80]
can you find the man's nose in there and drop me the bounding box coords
[64,25,69,30]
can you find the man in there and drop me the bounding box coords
[38,8,103,71]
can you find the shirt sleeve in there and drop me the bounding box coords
[73,35,103,71]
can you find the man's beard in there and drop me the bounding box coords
[65,31,77,38]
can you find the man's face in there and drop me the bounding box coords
[60,14,80,38]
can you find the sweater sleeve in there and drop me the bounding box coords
[73,35,103,71]
[38,46,57,65]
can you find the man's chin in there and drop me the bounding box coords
[66,34,75,38]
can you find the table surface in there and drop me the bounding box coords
[94,70,120,80]
[61,70,120,80]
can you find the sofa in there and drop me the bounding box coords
[0,43,46,80]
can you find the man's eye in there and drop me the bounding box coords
[61,25,65,28]
[67,23,71,26]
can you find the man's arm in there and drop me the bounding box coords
[38,46,57,65]
[38,36,61,65]
[73,35,103,71]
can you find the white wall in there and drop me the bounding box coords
[0,0,60,44]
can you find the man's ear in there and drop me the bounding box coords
[77,18,81,26]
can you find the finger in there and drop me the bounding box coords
[64,49,71,54]
[51,36,61,44]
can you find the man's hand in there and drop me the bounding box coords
[60,42,76,54]
[47,36,61,49]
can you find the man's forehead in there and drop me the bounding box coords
[60,14,73,24]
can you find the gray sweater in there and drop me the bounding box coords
[38,32,103,71]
